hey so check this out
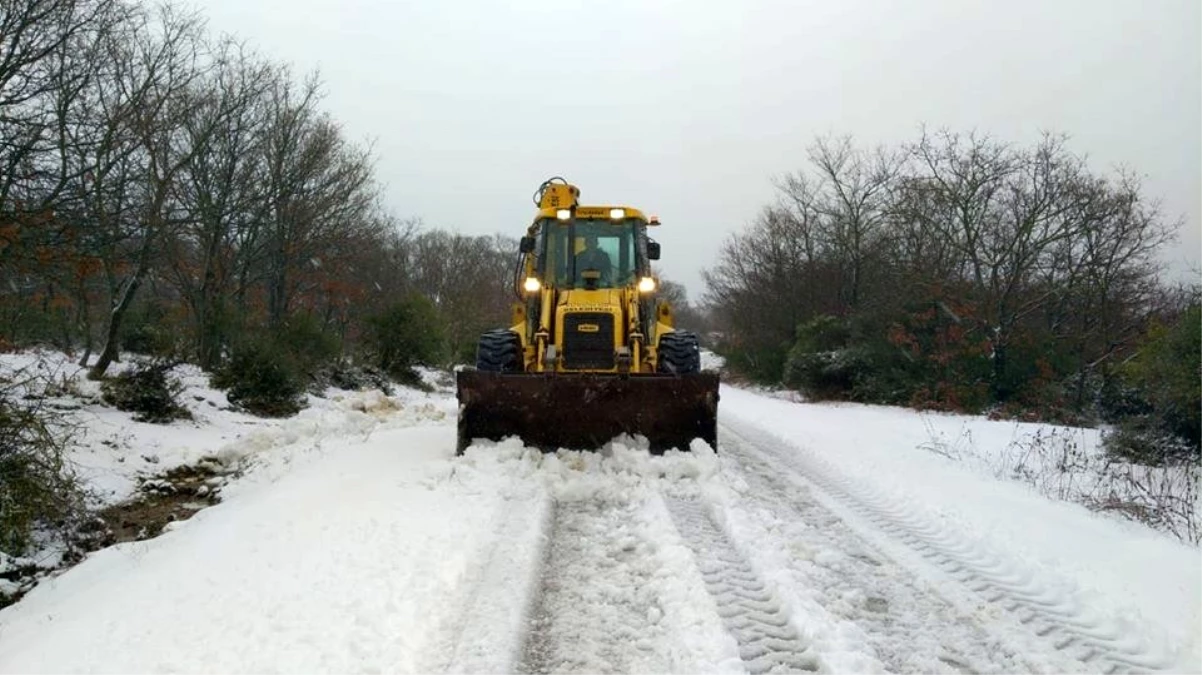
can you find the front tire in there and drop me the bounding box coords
[658,331,701,374]
[475,329,521,372]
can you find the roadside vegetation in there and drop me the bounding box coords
[704,133,1198,462]
[702,133,1199,538]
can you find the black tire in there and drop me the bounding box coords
[475,329,522,372]
[658,330,701,374]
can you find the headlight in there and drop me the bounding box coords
[523,277,542,293]
[637,276,656,293]
[556,209,571,221]
[609,208,625,220]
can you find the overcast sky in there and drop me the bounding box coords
[193,0,1200,299]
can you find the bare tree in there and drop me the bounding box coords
[790,136,902,310]
[88,5,215,378]
[705,130,1179,408]
[703,206,824,377]
[400,230,515,361]
[164,42,274,368]
[248,72,377,328]
[0,0,118,210]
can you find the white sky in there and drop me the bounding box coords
[193,0,1201,299]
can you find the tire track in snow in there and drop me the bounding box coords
[721,419,1172,674]
[440,490,553,674]
[664,497,820,674]
[518,498,676,674]
[719,427,1039,673]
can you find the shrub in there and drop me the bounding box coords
[784,348,867,400]
[1103,418,1197,466]
[1094,373,1153,421]
[121,324,174,358]
[315,361,394,394]
[723,344,787,384]
[275,314,341,379]
[0,382,85,555]
[212,341,305,417]
[364,297,445,385]
[120,305,179,358]
[101,363,191,423]
[783,316,865,399]
[1120,304,1201,448]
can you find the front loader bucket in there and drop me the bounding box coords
[455,371,719,454]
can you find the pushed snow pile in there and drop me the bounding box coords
[699,349,726,372]
[457,435,722,498]
[453,437,742,674]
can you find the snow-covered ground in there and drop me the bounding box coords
[0,353,1198,673]
[0,351,452,579]
[0,351,451,507]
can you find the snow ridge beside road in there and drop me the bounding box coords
[719,386,1201,673]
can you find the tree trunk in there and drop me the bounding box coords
[89,254,150,379]
[268,235,287,328]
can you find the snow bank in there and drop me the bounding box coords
[0,351,454,507]
[719,386,1202,671]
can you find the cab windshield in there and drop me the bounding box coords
[540,219,641,289]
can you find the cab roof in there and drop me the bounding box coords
[534,205,658,224]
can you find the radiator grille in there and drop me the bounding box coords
[562,313,614,370]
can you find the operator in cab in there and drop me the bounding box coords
[576,234,612,286]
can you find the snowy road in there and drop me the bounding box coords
[465,421,1181,674]
[0,381,1197,673]
[714,422,1174,674]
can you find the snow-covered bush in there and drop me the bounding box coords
[101,362,191,423]
[0,372,85,556]
[783,315,861,400]
[315,362,394,395]
[1103,421,1197,466]
[783,348,866,400]
[212,342,305,417]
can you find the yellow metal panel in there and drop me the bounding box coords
[553,289,625,373]
[535,206,648,222]
[538,183,579,210]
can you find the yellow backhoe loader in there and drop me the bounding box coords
[455,177,719,453]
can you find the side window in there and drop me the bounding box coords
[622,230,637,282]
[540,224,571,285]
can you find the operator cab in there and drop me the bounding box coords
[541,217,642,290]
[533,207,659,291]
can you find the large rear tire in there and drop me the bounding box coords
[475,329,521,372]
[658,331,701,374]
